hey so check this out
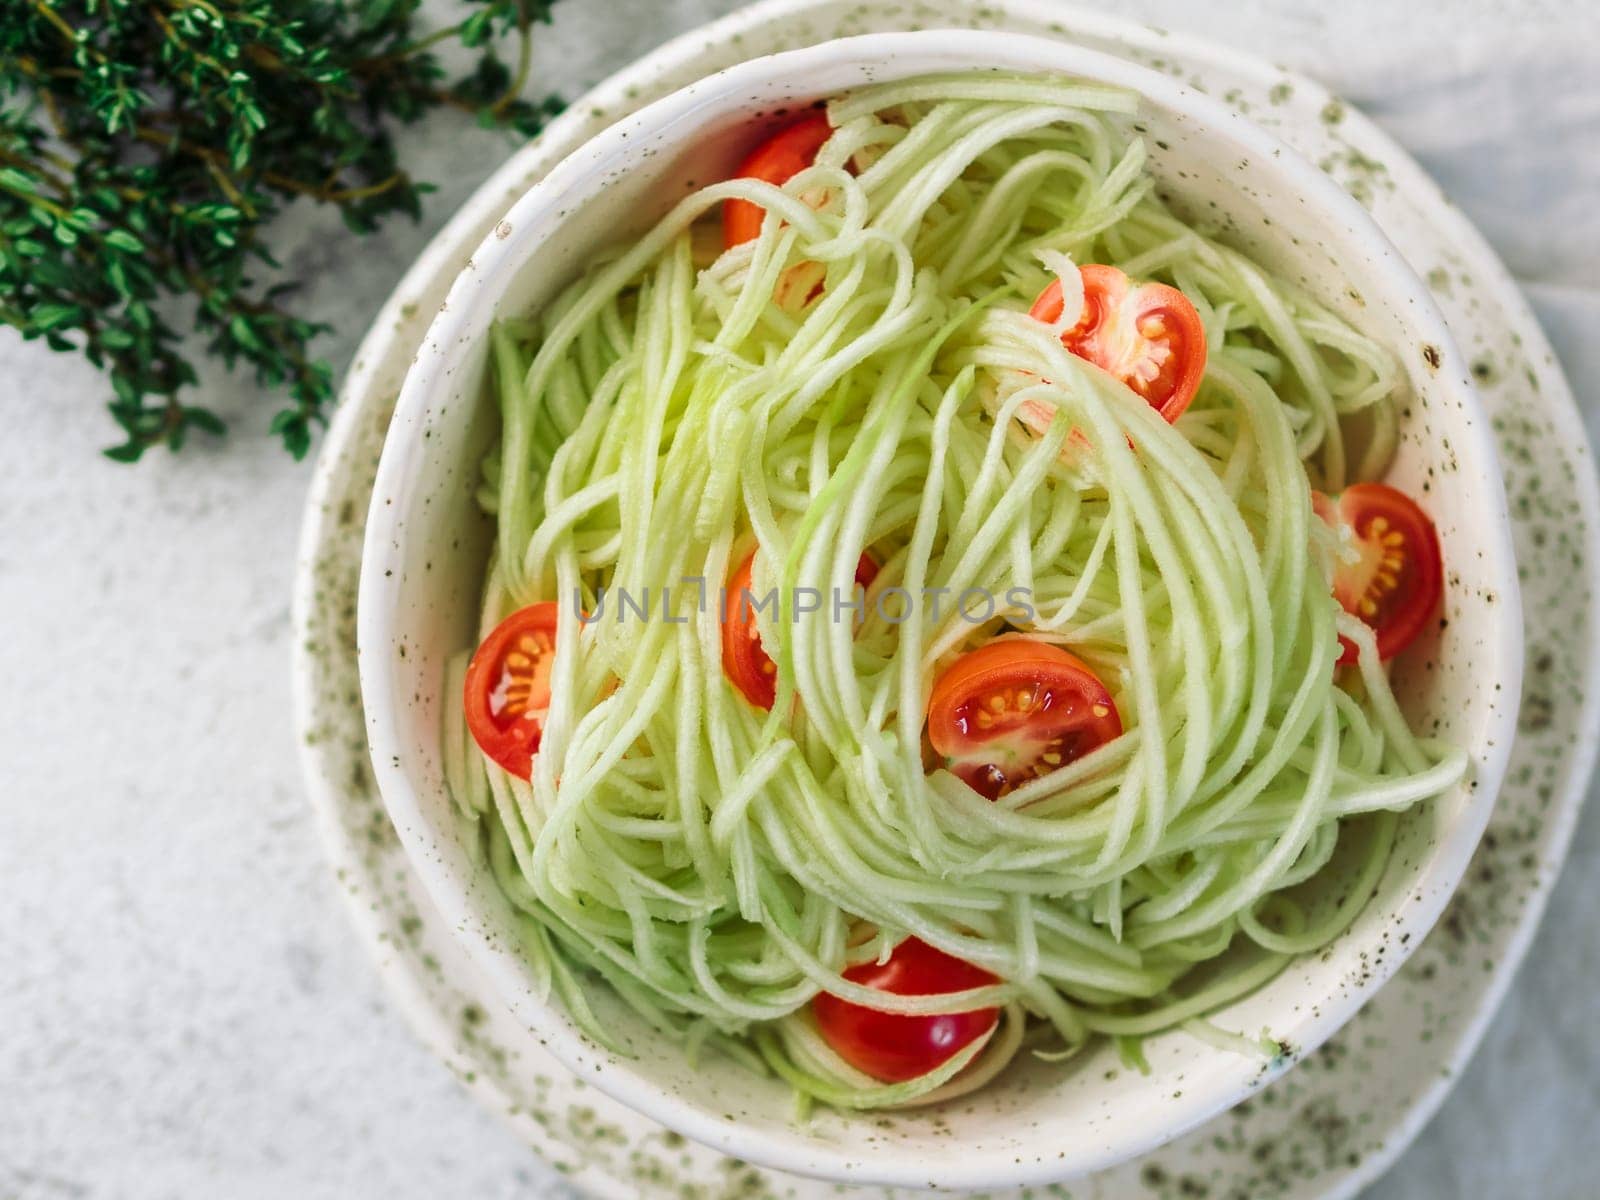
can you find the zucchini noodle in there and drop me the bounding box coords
[444,72,1464,1112]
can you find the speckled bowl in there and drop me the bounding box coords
[356,30,1523,1192]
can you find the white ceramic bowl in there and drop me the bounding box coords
[357,30,1522,1191]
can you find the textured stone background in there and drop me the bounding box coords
[2,2,1595,1198]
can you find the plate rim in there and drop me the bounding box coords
[290,2,1600,1196]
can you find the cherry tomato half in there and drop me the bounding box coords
[721,549,878,710]
[722,111,834,249]
[462,602,560,780]
[1313,483,1443,666]
[1029,264,1207,423]
[813,937,1000,1084]
[927,639,1122,801]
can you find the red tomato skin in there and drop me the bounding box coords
[462,602,562,780]
[722,553,778,710]
[721,549,879,710]
[854,553,880,590]
[723,111,834,249]
[1028,264,1207,423]
[926,639,1122,800]
[1314,484,1444,666]
[812,938,1000,1084]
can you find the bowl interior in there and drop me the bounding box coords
[357,30,1522,1191]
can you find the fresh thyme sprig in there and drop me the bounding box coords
[0,0,563,462]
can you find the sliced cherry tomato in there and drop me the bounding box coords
[463,602,560,780]
[722,552,779,710]
[1029,264,1207,423]
[721,548,878,710]
[853,553,880,591]
[812,937,1000,1084]
[722,110,834,249]
[1313,483,1443,666]
[773,259,828,314]
[927,639,1122,801]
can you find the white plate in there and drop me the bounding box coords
[291,2,1600,1197]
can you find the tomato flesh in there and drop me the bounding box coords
[927,639,1122,800]
[773,258,828,314]
[723,111,834,249]
[462,602,560,780]
[813,937,1000,1083]
[1029,264,1207,423]
[1313,483,1443,665]
[722,549,879,710]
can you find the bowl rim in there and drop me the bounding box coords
[356,27,1523,1190]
